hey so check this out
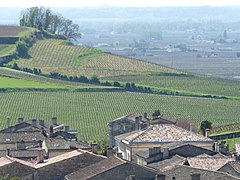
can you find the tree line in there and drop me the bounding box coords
[20,7,80,39]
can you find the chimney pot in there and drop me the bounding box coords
[7,116,10,128]
[144,112,147,119]
[18,117,24,124]
[91,143,98,154]
[52,117,57,125]
[32,119,37,126]
[37,149,44,163]
[205,128,210,137]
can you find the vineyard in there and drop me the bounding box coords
[105,74,240,98]
[14,39,178,77]
[0,68,104,89]
[0,91,240,141]
[0,45,15,57]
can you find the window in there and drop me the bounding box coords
[6,139,10,142]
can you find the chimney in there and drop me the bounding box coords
[64,125,70,131]
[39,120,44,126]
[70,139,77,149]
[139,116,142,122]
[91,143,98,154]
[155,174,166,180]
[107,147,114,157]
[126,175,135,180]
[32,119,37,126]
[205,128,210,137]
[6,149,10,157]
[162,148,169,159]
[190,123,194,132]
[39,140,42,148]
[7,116,10,128]
[49,125,53,138]
[52,117,57,125]
[18,117,24,124]
[144,112,148,119]
[214,142,220,152]
[37,149,44,163]
[191,174,200,180]
[135,117,140,130]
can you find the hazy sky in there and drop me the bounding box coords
[2,0,240,7]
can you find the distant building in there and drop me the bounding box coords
[115,124,214,162]
[108,111,177,148]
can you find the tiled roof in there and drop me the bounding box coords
[0,122,41,133]
[187,156,235,171]
[116,124,213,143]
[220,161,240,173]
[66,156,125,179]
[0,131,45,143]
[163,165,240,180]
[44,137,71,150]
[147,155,186,172]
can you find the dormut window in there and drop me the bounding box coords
[32,138,37,141]
[6,139,10,142]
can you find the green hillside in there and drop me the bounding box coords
[14,39,178,77]
[1,26,240,141]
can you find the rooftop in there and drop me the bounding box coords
[116,124,213,144]
[66,156,125,179]
[187,156,235,171]
[147,155,186,172]
[0,157,14,167]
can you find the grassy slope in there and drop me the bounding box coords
[14,39,178,77]
[12,39,240,99]
[0,68,108,90]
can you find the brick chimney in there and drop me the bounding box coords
[18,117,24,124]
[91,143,98,154]
[205,129,210,137]
[144,112,148,119]
[32,119,37,126]
[107,147,114,157]
[51,117,57,125]
[49,125,54,138]
[135,117,140,130]
[7,116,10,128]
[37,149,44,163]
[39,120,44,126]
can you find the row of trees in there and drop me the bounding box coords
[20,7,80,38]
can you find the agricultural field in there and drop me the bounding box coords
[13,39,178,77]
[105,74,240,98]
[0,25,28,37]
[0,67,104,89]
[0,44,16,57]
[0,91,240,141]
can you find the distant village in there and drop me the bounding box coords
[0,111,239,180]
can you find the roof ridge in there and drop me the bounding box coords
[130,126,153,142]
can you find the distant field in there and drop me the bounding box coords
[0,91,240,141]
[0,68,103,89]
[0,75,66,89]
[0,25,27,36]
[14,39,178,77]
[0,44,16,57]
[105,74,240,98]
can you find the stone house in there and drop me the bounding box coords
[108,111,177,148]
[0,149,105,180]
[115,124,214,162]
[0,117,80,159]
